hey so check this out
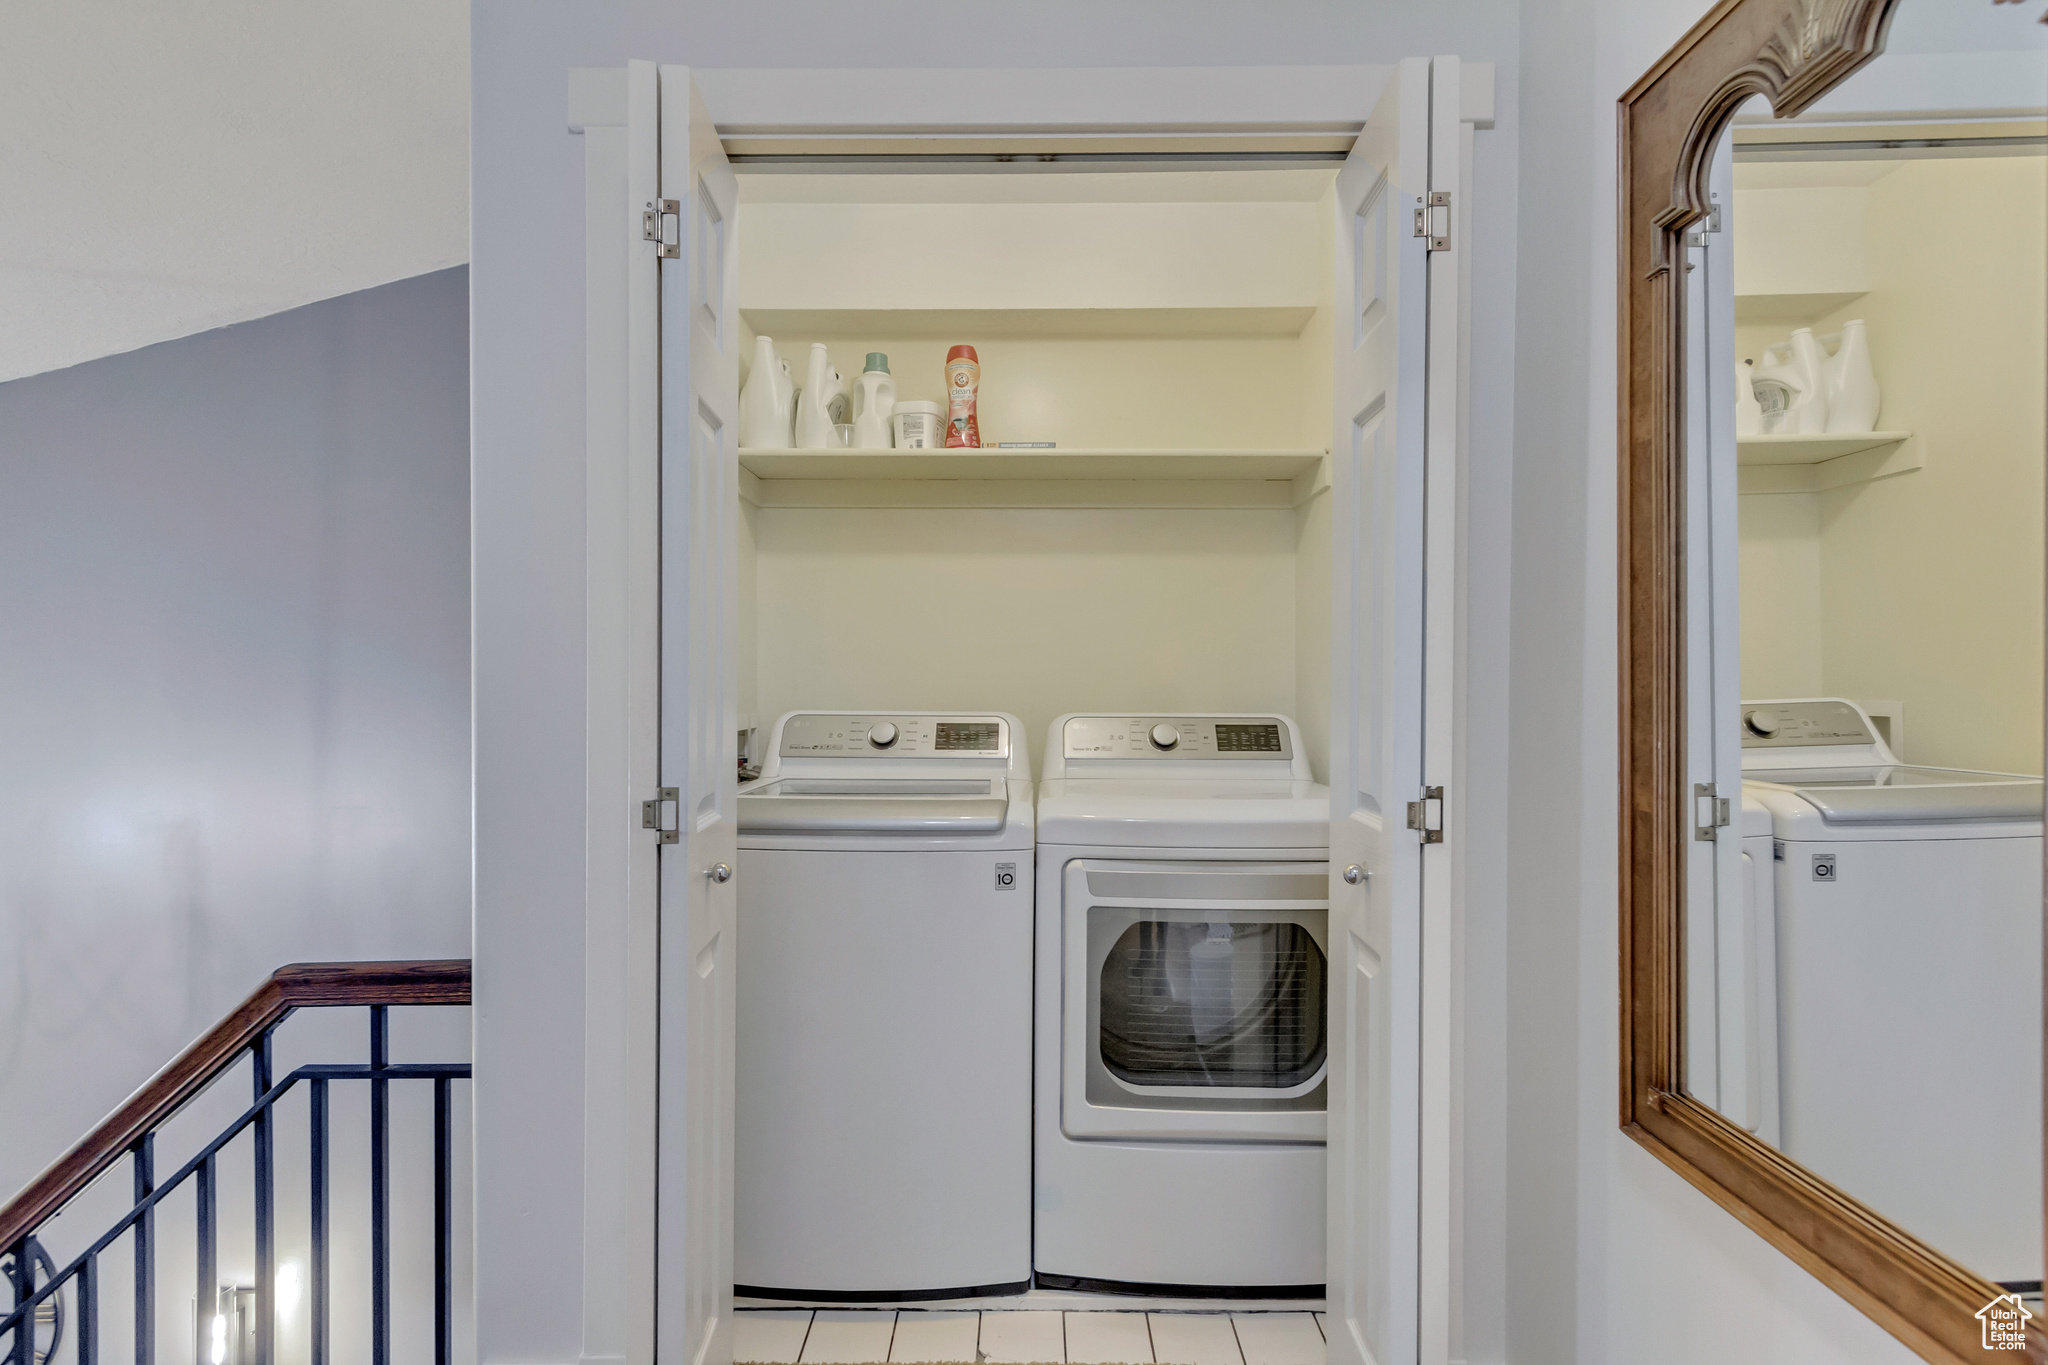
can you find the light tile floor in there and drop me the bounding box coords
[737,1308,1329,1365]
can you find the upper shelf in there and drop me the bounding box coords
[1733,291,1869,327]
[1735,431,1910,466]
[737,447,1329,509]
[739,307,1317,340]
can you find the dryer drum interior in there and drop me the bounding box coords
[1098,918,1328,1088]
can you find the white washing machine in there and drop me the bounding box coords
[1034,713,1330,1295]
[1740,697,2043,1283]
[735,711,1034,1300]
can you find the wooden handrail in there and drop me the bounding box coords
[0,959,469,1255]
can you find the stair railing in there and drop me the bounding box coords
[0,959,471,1365]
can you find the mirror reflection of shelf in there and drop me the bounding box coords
[736,447,1330,510]
[1734,431,1917,495]
[1734,292,1868,327]
[1735,431,1910,465]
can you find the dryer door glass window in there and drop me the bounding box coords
[1098,919,1327,1088]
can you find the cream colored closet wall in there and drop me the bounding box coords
[1734,154,2047,772]
[733,171,1337,774]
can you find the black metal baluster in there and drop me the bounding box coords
[195,1155,215,1365]
[6,1235,27,1365]
[133,1135,154,1365]
[252,1031,274,1365]
[309,1078,328,1365]
[433,1077,451,1365]
[76,1253,97,1365]
[369,1005,389,1365]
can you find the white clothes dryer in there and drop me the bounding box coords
[736,711,1034,1300]
[1740,697,2043,1283]
[1034,713,1330,1296]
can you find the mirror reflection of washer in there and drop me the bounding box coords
[1034,714,1330,1295]
[735,711,1033,1300]
[1741,697,2043,1282]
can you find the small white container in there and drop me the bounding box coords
[892,401,944,449]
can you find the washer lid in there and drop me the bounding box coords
[738,776,1009,833]
[1752,766,2044,825]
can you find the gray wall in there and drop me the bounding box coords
[0,266,473,1201]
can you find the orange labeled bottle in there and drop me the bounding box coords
[944,345,980,448]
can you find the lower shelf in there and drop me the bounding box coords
[1734,433,1921,495]
[737,448,1330,509]
[1735,431,1911,466]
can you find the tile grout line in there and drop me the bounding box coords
[1144,1310,1157,1365]
[798,1309,816,1365]
[1227,1314,1247,1365]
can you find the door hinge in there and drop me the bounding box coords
[642,786,680,843]
[1405,786,1445,844]
[1694,782,1732,842]
[1412,191,1451,251]
[642,199,680,259]
[1685,196,1722,247]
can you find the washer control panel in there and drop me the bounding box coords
[1738,700,1874,748]
[779,713,1008,758]
[1062,715,1293,760]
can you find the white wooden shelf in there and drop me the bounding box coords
[1735,432,1911,466]
[1735,432,1919,495]
[1733,291,1869,327]
[737,447,1329,509]
[740,306,1317,340]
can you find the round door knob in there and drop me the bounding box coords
[867,722,899,748]
[1343,865,1368,885]
[707,863,732,883]
[1149,723,1181,750]
[1744,709,1780,738]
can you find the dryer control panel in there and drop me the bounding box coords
[1062,715,1294,761]
[779,713,1009,758]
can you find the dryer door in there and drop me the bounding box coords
[1062,859,1329,1142]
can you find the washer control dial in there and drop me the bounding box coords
[1743,709,1780,738]
[866,722,899,749]
[1149,723,1181,750]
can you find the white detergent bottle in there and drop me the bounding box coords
[851,353,897,449]
[740,336,794,448]
[1735,358,1764,437]
[1820,319,1880,433]
[794,343,846,449]
[1786,327,1829,434]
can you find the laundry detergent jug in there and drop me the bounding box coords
[852,353,897,449]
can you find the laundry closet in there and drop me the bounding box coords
[584,58,1470,1365]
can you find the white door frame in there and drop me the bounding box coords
[572,61,1492,1365]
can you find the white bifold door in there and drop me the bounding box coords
[1681,132,1775,1139]
[622,57,1461,1365]
[1325,56,1461,1365]
[627,60,742,1365]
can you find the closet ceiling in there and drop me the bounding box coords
[0,0,468,383]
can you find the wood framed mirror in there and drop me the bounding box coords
[1619,1,2047,1360]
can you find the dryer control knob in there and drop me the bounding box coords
[1744,709,1781,738]
[867,722,899,748]
[1149,723,1181,750]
